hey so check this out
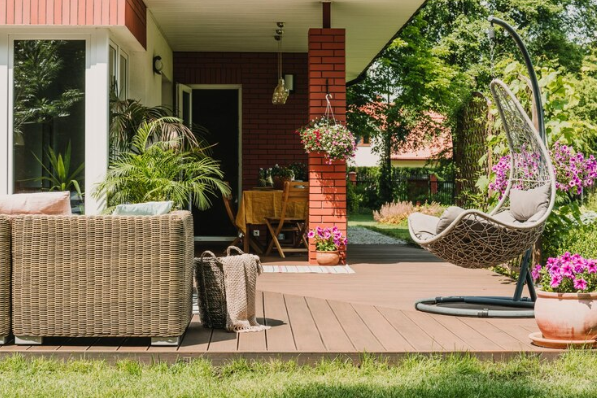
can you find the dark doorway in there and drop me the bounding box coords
[192,88,240,238]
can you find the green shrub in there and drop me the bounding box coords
[556,220,597,259]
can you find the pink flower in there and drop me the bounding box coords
[550,274,562,288]
[531,265,542,281]
[574,278,588,291]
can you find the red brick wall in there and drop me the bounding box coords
[308,28,347,264]
[173,52,309,189]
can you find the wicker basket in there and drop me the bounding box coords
[194,251,227,329]
[0,216,10,341]
[11,211,194,339]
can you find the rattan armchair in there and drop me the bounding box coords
[0,216,9,345]
[11,211,194,346]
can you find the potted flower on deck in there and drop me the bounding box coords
[308,226,347,266]
[530,252,597,348]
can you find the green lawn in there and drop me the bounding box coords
[348,212,414,243]
[1,352,597,397]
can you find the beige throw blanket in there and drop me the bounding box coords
[222,247,270,333]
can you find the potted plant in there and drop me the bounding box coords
[307,226,347,266]
[288,162,308,182]
[296,117,356,164]
[271,164,294,190]
[531,252,597,346]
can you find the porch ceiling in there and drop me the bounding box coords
[144,0,425,82]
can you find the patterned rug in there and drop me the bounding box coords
[262,265,355,274]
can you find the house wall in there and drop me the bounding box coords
[128,11,172,106]
[173,51,309,188]
[0,0,147,48]
[353,145,380,167]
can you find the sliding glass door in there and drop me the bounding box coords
[12,40,86,205]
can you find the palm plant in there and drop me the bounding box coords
[94,117,230,212]
[109,98,208,158]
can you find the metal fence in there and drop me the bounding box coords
[352,169,455,207]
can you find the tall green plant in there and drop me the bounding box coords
[30,142,84,198]
[94,117,230,212]
[109,98,208,159]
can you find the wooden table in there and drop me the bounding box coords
[235,189,308,252]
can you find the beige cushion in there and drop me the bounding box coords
[0,191,71,215]
[408,213,440,241]
[510,184,550,222]
[493,210,518,225]
[436,206,465,234]
[113,201,174,216]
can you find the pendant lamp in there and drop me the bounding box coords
[272,25,289,105]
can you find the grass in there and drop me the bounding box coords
[1,352,597,397]
[348,211,414,243]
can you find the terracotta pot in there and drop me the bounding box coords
[316,251,340,266]
[534,290,597,340]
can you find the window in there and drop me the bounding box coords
[109,42,128,100]
[12,40,86,197]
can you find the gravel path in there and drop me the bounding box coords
[347,226,407,245]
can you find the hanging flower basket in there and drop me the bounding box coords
[296,116,356,163]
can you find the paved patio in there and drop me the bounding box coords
[0,244,558,363]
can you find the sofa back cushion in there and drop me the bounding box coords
[0,191,71,215]
[113,201,173,216]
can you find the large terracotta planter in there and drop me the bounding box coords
[534,290,597,340]
[316,251,340,266]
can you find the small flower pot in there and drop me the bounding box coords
[316,250,340,266]
[534,290,597,340]
[272,176,291,190]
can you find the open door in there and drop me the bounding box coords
[176,83,193,127]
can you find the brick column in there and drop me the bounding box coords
[308,28,347,264]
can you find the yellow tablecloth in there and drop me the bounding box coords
[236,190,308,234]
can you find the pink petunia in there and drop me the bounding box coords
[574,278,588,291]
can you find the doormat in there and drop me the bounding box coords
[262,265,355,274]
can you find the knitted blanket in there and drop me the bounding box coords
[223,247,270,333]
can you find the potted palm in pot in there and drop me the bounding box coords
[308,226,347,266]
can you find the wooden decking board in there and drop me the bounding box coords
[458,317,524,351]
[327,300,385,352]
[353,305,415,352]
[179,316,211,352]
[0,245,569,358]
[87,337,127,352]
[207,329,238,352]
[375,307,436,351]
[237,292,267,352]
[305,297,355,352]
[403,311,471,351]
[284,294,326,352]
[433,316,504,351]
[487,318,542,351]
[262,292,296,352]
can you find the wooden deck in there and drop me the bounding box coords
[0,244,562,363]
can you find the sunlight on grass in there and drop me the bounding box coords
[1,352,596,397]
[348,212,414,243]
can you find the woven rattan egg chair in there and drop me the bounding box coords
[408,79,556,317]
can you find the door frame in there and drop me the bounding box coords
[188,84,242,242]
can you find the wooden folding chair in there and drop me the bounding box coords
[264,181,309,258]
[223,192,263,254]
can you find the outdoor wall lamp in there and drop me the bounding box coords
[153,55,163,75]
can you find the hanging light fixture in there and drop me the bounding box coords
[272,22,289,105]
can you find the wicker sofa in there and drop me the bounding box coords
[0,216,10,345]
[11,211,194,346]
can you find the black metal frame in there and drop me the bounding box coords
[415,17,545,318]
